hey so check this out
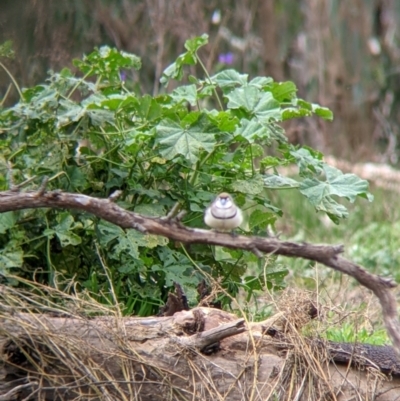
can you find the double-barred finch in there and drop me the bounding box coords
[204,192,243,232]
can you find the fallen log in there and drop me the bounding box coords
[1,187,400,400]
[0,188,399,355]
[1,303,400,401]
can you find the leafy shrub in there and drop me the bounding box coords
[0,35,372,315]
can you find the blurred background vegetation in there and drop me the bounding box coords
[1,0,400,164]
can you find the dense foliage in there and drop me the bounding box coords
[0,35,372,315]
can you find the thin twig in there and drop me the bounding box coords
[0,189,399,355]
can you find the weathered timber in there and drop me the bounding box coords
[1,308,400,400]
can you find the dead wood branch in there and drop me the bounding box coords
[1,305,400,401]
[267,329,400,376]
[175,318,246,350]
[0,307,269,401]
[0,189,399,356]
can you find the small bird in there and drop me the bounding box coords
[204,192,243,232]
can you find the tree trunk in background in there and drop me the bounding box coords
[258,0,284,82]
[1,0,400,162]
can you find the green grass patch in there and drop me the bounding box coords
[323,323,389,345]
[273,184,400,276]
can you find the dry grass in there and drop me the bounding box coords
[0,278,394,401]
[0,278,188,400]
[261,288,335,400]
[260,288,391,400]
[0,279,129,400]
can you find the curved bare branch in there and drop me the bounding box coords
[0,189,399,354]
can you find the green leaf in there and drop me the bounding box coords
[134,203,166,217]
[227,87,281,121]
[206,110,238,132]
[281,107,312,120]
[198,83,215,98]
[154,247,199,287]
[269,81,297,102]
[0,248,23,269]
[0,212,16,234]
[312,104,334,120]
[234,119,286,145]
[73,46,141,80]
[180,111,201,126]
[296,99,333,120]
[249,209,277,230]
[0,40,15,59]
[263,175,299,189]
[184,34,209,52]
[65,166,89,190]
[211,69,248,91]
[100,97,125,111]
[253,195,283,215]
[135,95,162,121]
[234,119,269,143]
[281,98,333,121]
[144,234,169,248]
[290,147,324,175]
[57,100,86,126]
[56,231,82,247]
[248,76,274,89]
[126,229,168,248]
[160,63,180,86]
[96,221,123,246]
[160,49,197,86]
[53,213,82,247]
[263,263,289,290]
[243,275,263,291]
[324,200,349,223]
[268,124,288,142]
[118,263,140,274]
[86,108,115,126]
[297,99,313,111]
[232,174,265,195]
[155,118,216,162]
[299,165,373,223]
[20,84,46,102]
[250,143,264,157]
[260,156,288,169]
[323,165,373,202]
[113,230,168,259]
[226,86,260,111]
[171,84,198,106]
[113,230,140,259]
[253,92,282,122]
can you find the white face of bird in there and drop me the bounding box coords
[204,192,243,231]
[215,193,233,207]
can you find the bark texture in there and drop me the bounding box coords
[1,308,400,401]
[0,189,399,355]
